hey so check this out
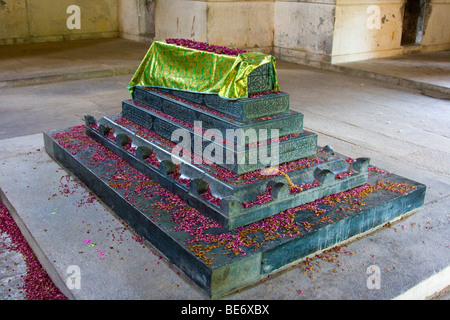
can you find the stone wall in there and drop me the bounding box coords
[154,0,273,53]
[331,0,405,63]
[1,0,449,62]
[206,0,274,53]
[273,0,450,64]
[118,0,155,43]
[421,0,450,48]
[273,0,336,63]
[0,0,119,45]
[155,0,208,42]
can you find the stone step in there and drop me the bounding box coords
[95,115,350,200]
[43,125,427,299]
[82,116,369,229]
[120,100,316,175]
[122,97,302,143]
[134,86,290,122]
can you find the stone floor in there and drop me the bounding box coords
[0,38,150,89]
[336,50,450,96]
[0,233,27,300]
[0,38,449,300]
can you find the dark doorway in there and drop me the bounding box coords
[401,0,427,45]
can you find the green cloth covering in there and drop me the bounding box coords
[128,41,279,100]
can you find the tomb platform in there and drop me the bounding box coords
[43,125,426,299]
[134,86,290,122]
[82,115,369,230]
[39,40,427,299]
[129,88,295,136]
[120,100,317,175]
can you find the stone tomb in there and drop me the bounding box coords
[82,113,369,230]
[44,126,426,299]
[43,57,426,298]
[137,86,290,122]
[77,79,372,230]
[122,88,317,175]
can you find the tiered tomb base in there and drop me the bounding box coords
[44,125,425,299]
[76,84,375,231]
[43,43,426,298]
[121,89,317,175]
[82,113,370,230]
